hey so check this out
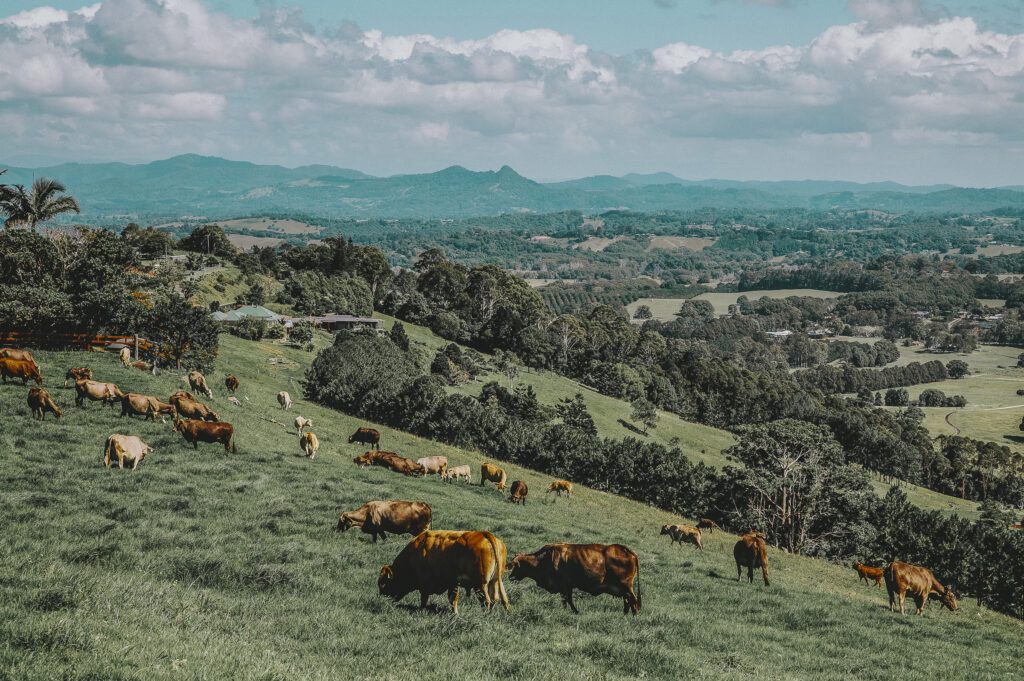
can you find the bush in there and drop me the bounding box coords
[228,317,266,341]
[289,321,314,346]
[265,323,285,340]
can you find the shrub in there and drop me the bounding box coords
[229,317,266,341]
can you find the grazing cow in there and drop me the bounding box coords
[508,480,528,505]
[172,418,235,452]
[348,427,379,449]
[480,462,507,492]
[300,431,320,459]
[75,379,123,408]
[295,416,312,434]
[441,465,472,483]
[120,393,176,421]
[170,393,219,422]
[278,391,292,411]
[507,543,641,615]
[104,434,153,470]
[416,456,448,477]
[0,348,38,368]
[853,562,884,588]
[661,524,703,550]
[336,500,432,542]
[697,518,718,535]
[119,347,131,366]
[188,371,213,398]
[0,358,43,386]
[884,561,958,615]
[734,532,770,586]
[225,374,239,393]
[128,360,151,372]
[63,366,92,388]
[27,387,62,420]
[546,480,573,498]
[378,530,510,614]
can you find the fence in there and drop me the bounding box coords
[0,332,155,360]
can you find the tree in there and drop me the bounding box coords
[244,282,266,306]
[0,177,80,231]
[389,321,410,351]
[494,349,520,391]
[145,293,220,370]
[947,359,970,379]
[179,224,235,257]
[557,393,597,436]
[885,388,909,406]
[633,304,653,320]
[289,321,314,346]
[630,398,659,435]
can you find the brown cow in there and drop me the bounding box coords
[480,462,506,492]
[382,455,425,476]
[853,562,884,588]
[354,450,399,467]
[661,524,703,550]
[300,431,320,459]
[507,543,641,615]
[188,370,213,398]
[170,393,219,422]
[884,561,958,615]
[27,387,62,420]
[697,518,718,535]
[104,434,153,470]
[128,360,151,372]
[416,456,448,477]
[0,348,38,367]
[546,480,573,498]
[75,379,123,407]
[63,366,92,388]
[349,427,380,449]
[121,393,176,421]
[0,358,43,386]
[734,532,770,586]
[378,530,510,614]
[508,480,528,505]
[336,500,432,542]
[225,374,239,393]
[172,418,235,452]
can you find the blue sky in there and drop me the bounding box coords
[2,0,1024,185]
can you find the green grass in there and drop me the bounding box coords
[693,289,844,316]
[2,337,1022,680]
[625,297,689,322]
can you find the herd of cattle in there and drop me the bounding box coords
[0,346,960,618]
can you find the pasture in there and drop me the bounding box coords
[646,236,717,252]
[1,337,1020,680]
[693,289,844,316]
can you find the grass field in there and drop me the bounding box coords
[2,337,1021,680]
[625,297,688,322]
[693,290,844,316]
[646,236,716,252]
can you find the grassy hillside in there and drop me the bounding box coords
[387,315,981,518]
[1,337,1020,680]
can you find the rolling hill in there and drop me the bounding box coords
[0,335,1019,680]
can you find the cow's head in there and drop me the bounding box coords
[52,404,64,419]
[348,434,355,443]
[172,418,185,433]
[336,512,358,532]
[505,553,539,581]
[853,562,862,570]
[139,444,153,464]
[378,565,402,599]
[208,412,221,422]
[660,525,671,535]
[31,367,43,385]
[939,587,958,612]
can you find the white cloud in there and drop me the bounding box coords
[0,0,1023,185]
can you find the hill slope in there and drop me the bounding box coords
[2,336,1017,680]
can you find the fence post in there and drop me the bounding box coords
[134,335,139,360]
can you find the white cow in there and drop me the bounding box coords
[278,391,292,411]
[104,434,153,470]
[441,465,472,483]
[119,347,131,366]
[416,456,448,476]
[295,416,312,435]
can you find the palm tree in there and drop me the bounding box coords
[0,177,80,231]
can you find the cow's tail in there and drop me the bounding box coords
[759,539,770,587]
[103,436,114,467]
[484,533,511,612]
[634,552,642,612]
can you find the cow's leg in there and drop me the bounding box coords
[132,457,139,471]
[105,449,112,468]
[478,582,492,611]
[496,578,510,613]
[748,565,754,583]
[737,561,743,582]
[193,442,199,450]
[898,589,906,615]
[564,590,580,614]
[448,588,460,614]
[916,595,925,616]
[118,454,125,469]
[888,588,895,612]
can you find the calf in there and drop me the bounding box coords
[128,360,151,372]
[508,480,528,505]
[884,561,957,615]
[294,416,312,435]
[441,464,472,483]
[278,391,292,411]
[104,434,153,470]
[507,543,641,615]
[225,374,239,393]
[172,418,235,452]
[63,366,92,388]
[28,387,62,420]
[0,358,43,386]
[348,427,379,449]
[336,500,432,542]
[853,562,884,588]
[546,480,573,498]
[697,518,718,535]
[416,456,448,477]
[300,431,320,459]
[661,524,703,550]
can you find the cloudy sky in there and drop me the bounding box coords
[2,0,1024,185]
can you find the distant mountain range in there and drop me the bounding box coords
[3,154,1023,221]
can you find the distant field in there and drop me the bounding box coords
[625,297,688,322]
[976,244,1024,257]
[217,217,320,234]
[694,289,844,316]
[524,278,579,288]
[978,299,1007,308]
[571,235,629,252]
[226,234,285,250]
[647,236,717,252]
